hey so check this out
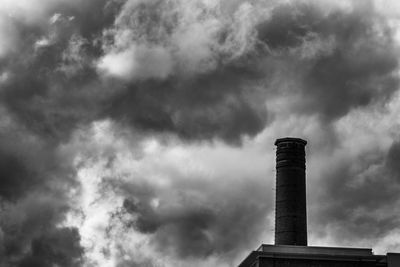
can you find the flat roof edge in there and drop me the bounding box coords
[258,244,373,256]
[256,253,385,262]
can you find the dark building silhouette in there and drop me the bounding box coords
[238,137,400,267]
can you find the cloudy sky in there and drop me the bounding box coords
[1,0,400,266]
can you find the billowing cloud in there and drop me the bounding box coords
[256,1,399,121]
[59,120,273,266]
[98,45,174,80]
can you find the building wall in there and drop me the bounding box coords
[259,258,379,267]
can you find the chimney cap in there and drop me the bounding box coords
[275,137,307,146]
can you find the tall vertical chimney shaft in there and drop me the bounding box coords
[274,137,307,246]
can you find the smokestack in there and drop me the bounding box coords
[274,137,307,246]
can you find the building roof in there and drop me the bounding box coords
[238,244,392,267]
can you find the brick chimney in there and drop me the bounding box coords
[274,137,307,246]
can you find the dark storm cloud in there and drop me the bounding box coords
[0,0,126,144]
[97,0,400,144]
[304,12,399,120]
[311,139,400,244]
[0,2,103,265]
[58,0,124,39]
[102,171,271,260]
[123,197,218,257]
[104,64,267,144]
[0,14,106,141]
[1,0,268,145]
[0,103,82,266]
[257,3,321,50]
[0,148,37,200]
[0,131,82,264]
[0,120,81,264]
[0,113,77,200]
[386,140,400,177]
[117,258,156,267]
[18,227,84,267]
[2,0,398,145]
[97,0,271,144]
[257,2,399,121]
[0,190,84,266]
[0,0,400,266]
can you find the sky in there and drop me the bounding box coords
[1,0,400,266]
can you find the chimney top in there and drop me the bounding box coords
[275,137,307,146]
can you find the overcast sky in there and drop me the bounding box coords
[1,0,400,266]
